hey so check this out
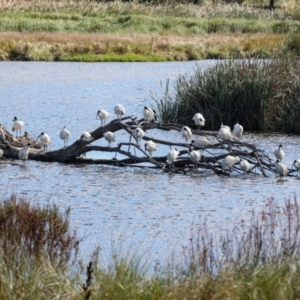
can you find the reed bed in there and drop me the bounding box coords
[154,55,300,133]
[1,194,300,299]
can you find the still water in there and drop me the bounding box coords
[0,61,299,266]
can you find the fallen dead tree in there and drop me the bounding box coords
[0,119,290,177]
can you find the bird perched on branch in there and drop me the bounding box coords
[181,126,192,144]
[96,110,109,126]
[233,122,243,138]
[167,148,180,167]
[37,132,51,151]
[104,131,116,148]
[18,143,30,164]
[189,149,201,169]
[218,127,233,140]
[80,131,92,142]
[222,155,240,173]
[143,107,157,122]
[12,116,24,137]
[191,137,212,150]
[114,104,125,121]
[193,113,205,131]
[59,126,70,148]
[275,160,288,181]
[292,159,300,176]
[221,123,231,132]
[144,140,157,157]
[273,144,284,162]
[240,159,251,176]
[132,127,145,146]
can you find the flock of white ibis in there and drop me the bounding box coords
[7,108,300,180]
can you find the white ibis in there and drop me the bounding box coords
[96,110,109,126]
[181,126,192,144]
[275,160,289,181]
[37,132,51,151]
[59,126,70,148]
[18,143,30,164]
[114,104,125,120]
[233,122,243,138]
[144,140,157,157]
[222,155,240,173]
[12,117,24,137]
[104,131,116,148]
[273,144,284,162]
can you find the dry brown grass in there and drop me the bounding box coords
[0,32,286,46]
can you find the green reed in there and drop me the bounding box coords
[154,55,300,133]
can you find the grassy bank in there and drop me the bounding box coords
[0,0,299,61]
[2,194,300,299]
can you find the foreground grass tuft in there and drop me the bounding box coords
[2,195,300,299]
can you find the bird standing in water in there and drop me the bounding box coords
[18,143,30,164]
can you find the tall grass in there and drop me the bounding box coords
[153,55,300,133]
[1,194,300,299]
[0,194,79,269]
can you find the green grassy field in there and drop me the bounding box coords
[0,0,299,61]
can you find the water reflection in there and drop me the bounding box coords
[0,61,299,265]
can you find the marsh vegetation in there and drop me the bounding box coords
[2,194,300,300]
[0,0,299,61]
[153,55,300,133]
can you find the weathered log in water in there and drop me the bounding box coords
[0,119,288,177]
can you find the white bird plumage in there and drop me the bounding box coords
[193,113,205,131]
[143,107,157,122]
[18,143,30,164]
[189,149,201,169]
[181,126,193,144]
[222,155,240,173]
[80,131,92,142]
[292,159,300,176]
[132,127,145,146]
[114,104,125,120]
[104,131,116,148]
[221,123,231,132]
[37,132,51,151]
[240,159,251,176]
[144,140,157,157]
[273,144,284,162]
[233,122,243,138]
[191,137,213,149]
[97,110,109,126]
[0,149,3,159]
[12,116,24,137]
[275,160,289,181]
[166,148,180,167]
[59,126,70,148]
[218,127,233,140]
